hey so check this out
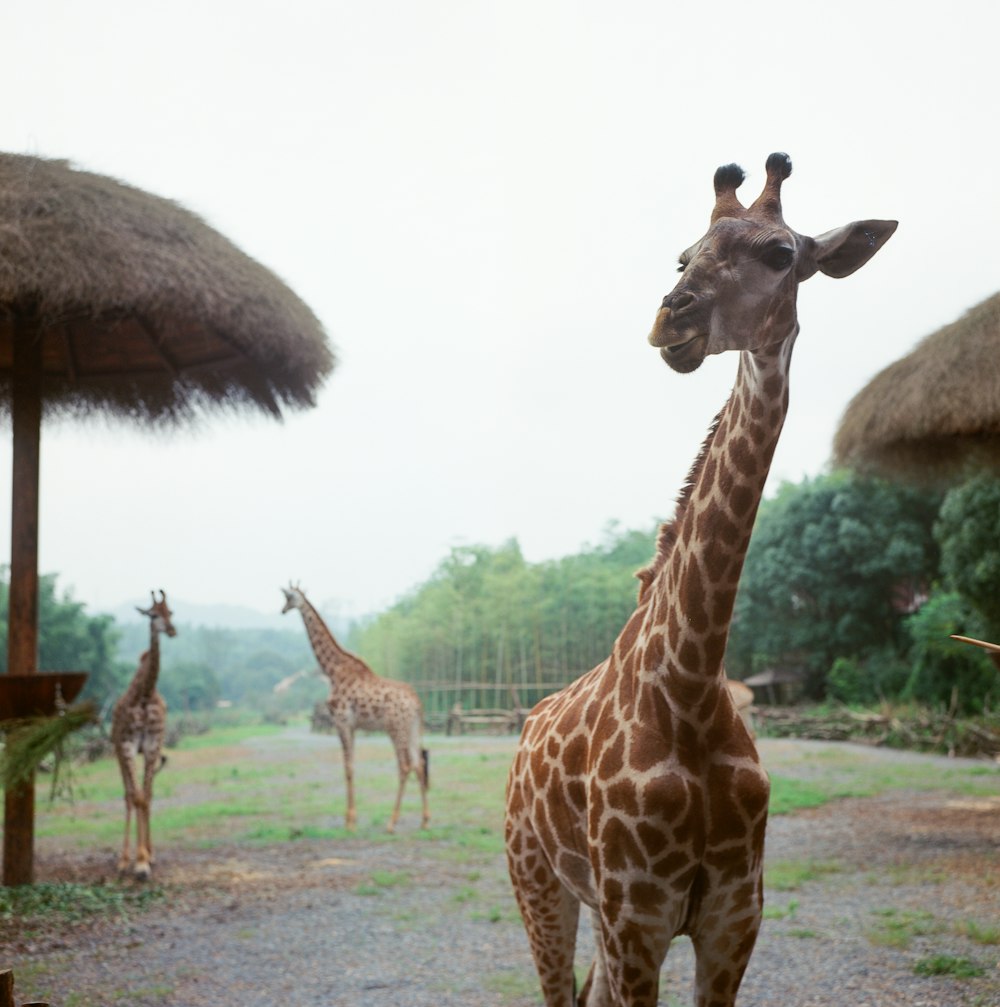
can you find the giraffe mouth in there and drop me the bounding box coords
[659,333,708,373]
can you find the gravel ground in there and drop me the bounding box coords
[5,739,999,1006]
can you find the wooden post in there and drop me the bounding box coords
[4,312,43,887]
[0,969,14,1007]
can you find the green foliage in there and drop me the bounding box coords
[0,567,130,700]
[904,591,997,712]
[912,954,985,978]
[352,524,658,715]
[957,919,1000,945]
[827,650,910,706]
[728,472,941,697]
[936,472,1000,640]
[158,661,220,712]
[762,859,840,891]
[0,703,96,791]
[866,908,943,949]
[0,881,163,924]
[114,621,315,712]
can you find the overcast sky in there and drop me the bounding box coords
[2,1,998,623]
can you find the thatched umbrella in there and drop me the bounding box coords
[0,152,334,884]
[833,291,1000,482]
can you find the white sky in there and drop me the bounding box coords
[2,1,999,621]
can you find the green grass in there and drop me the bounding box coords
[766,859,840,891]
[762,897,798,920]
[0,881,164,924]
[30,722,999,877]
[355,870,412,896]
[764,745,999,812]
[866,908,944,949]
[913,954,985,978]
[64,985,176,1006]
[956,919,1000,945]
[173,722,289,750]
[482,969,543,1000]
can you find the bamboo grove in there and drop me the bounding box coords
[350,525,659,718]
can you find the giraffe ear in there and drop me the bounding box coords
[811,219,898,278]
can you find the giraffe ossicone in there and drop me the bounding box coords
[281,583,429,832]
[505,154,896,1007]
[111,589,176,879]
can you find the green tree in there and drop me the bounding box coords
[352,524,660,714]
[903,590,997,713]
[728,472,941,697]
[115,623,313,710]
[0,567,129,702]
[159,660,221,712]
[935,472,1000,641]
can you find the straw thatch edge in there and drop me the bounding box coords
[833,291,1000,483]
[0,152,335,424]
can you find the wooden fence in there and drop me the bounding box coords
[309,679,576,736]
[412,679,573,734]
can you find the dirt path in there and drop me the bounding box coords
[5,738,999,1006]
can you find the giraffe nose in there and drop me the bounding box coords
[664,290,696,314]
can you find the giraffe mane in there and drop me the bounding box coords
[634,409,723,604]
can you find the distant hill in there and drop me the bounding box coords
[98,597,354,636]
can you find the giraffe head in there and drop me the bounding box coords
[649,152,897,373]
[281,583,306,614]
[137,590,177,638]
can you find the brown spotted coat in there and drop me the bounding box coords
[281,585,429,832]
[111,590,176,879]
[505,153,896,1007]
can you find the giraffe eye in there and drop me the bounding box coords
[762,245,794,271]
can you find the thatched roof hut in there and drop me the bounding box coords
[0,152,334,884]
[0,152,334,423]
[833,291,1000,482]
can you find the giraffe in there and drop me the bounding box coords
[281,584,429,832]
[505,153,896,1007]
[111,590,177,879]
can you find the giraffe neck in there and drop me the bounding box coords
[297,600,371,686]
[135,626,161,701]
[646,339,794,692]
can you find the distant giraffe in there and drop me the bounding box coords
[281,584,429,831]
[505,153,896,1006]
[111,590,177,879]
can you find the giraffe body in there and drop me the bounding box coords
[505,154,896,1006]
[281,585,429,831]
[111,590,177,879]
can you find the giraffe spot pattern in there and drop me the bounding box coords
[504,322,796,1005]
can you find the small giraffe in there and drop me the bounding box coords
[111,590,177,879]
[505,154,895,1007]
[281,584,429,832]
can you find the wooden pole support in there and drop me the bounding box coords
[3,312,43,887]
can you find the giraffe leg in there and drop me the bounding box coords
[336,727,357,830]
[387,734,427,833]
[689,888,763,1007]
[134,749,160,879]
[387,767,408,834]
[595,911,676,1007]
[133,792,151,880]
[506,843,580,1007]
[577,910,612,1006]
[418,747,430,828]
[119,795,134,873]
[116,748,139,873]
